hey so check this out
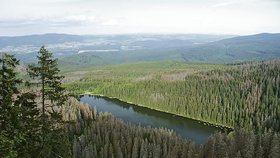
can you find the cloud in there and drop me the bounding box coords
[0,17,80,28]
[0,0,279,35]
[64,15,97,24]
[211,1,236,8]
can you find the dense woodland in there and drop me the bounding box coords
[1,48,280,157]
[66,60,280,132]
[0,49,71,157]
[68,98,280,158]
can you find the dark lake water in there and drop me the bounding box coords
[80,95,222,144]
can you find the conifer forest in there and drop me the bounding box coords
[1,46,279,157]
[1,1,280,157]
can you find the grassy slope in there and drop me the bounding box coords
[62,60,225,83]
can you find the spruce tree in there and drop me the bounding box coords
[14,92,41,157]
[28,46,69,157]
[0,53,21,158]
[0,53,21,123]
[0,53,41,157]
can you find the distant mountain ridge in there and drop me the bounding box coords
[181,33,280,63]
[1,33,279,66]
[0,33,233,47]
[0,33,232,63]
[0,33,85,47]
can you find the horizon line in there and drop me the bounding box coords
[1,32,280,37]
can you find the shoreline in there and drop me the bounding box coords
[81,92,233,131]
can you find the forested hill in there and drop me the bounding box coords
[3,33,280,68]
[69,98,280,158]
[181,33,280,63]
[0,33,233,64]
[0,33,85,47]
[58,33,280,69]
[65,59,280,132]
[1,48,280,158]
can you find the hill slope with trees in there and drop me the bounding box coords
[1,48,280,157]
[66,60,280,132]
[181,33,280,63]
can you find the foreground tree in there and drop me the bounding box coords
[0,53,41,157]
[28,46,70,157]
[0,53,21,157]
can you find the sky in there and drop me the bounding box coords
[0,0,280,36]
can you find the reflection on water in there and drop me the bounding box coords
[80,95,222,144]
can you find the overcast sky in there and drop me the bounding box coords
[0,0,280,36]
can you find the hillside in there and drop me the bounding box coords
[0,33,85,47]
[65,59,280,132]
[0,33,232,64]
[68,98,280,158]
[2,33,280,66]
[59,33,280,69]
[1,47,280,158]
[181,33,280,63]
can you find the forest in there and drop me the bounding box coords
[1,47,280,158]
[69,98,280,158]
[65,60,280,132]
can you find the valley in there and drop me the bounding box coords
[80,95,226,144]
[64,59,280,133]
[1,33,280,158]
[1,0,280,157]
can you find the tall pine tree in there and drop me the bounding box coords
[28,46,70,157]
[0,53,21,157]
[0,53,41,157]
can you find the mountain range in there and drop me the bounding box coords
[0,33,279,68]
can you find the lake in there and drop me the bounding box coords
[80,95,224,144]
